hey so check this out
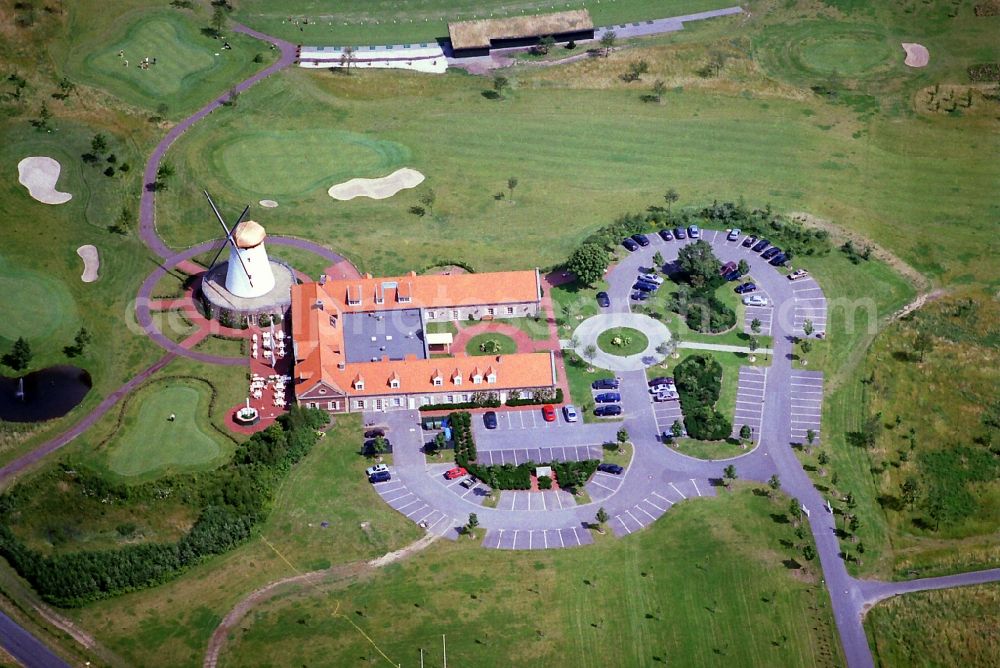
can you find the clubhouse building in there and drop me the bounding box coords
[291,270,558,414]
[448,9,595,58]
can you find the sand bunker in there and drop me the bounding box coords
[327,168,425,201]
[17,157,72,205]
[902,43,929,68]
[76,245,99,283]
[259,199,278,208]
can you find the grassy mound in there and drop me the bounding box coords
[597,327,648,356]
[466,332,517,356]
[755,22,896,84]
[105,379,227,478]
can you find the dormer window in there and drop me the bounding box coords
[452,374,462,385]
[353,375,365,391]
[486,373,496,383]
[389,378,400,389]
[347,285,361,306]
[473,374,483,385]
[432,370,443,386]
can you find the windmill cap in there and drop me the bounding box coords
[233,220,266,248]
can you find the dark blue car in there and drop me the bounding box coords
[769,253,788,267]
[761,246,782,260]
[623,238,639,251]
[674,227,687,240]
[631,233,650,247]
[483,411,498,429]
[630,291,650,301]
[735,282,757,294]
[633,281,657,293]
[594,405,623,417]
[592,378,620,390]
[369,470,391,483]
[752,239,771,252]
[596,291,610,308]
[658,228,674,241]
[723,270,742,282]
[595,392,622,403]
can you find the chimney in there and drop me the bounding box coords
[319,274,328,285]
[495,355,502,363]
[337,361,346,370]
[314,299,324,310]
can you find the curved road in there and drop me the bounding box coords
[4,18,1000,668]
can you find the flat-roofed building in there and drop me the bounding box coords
[448,9,595,57]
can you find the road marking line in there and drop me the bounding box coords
[395,499,421,512]
[616,516,632,534]
[645,497,667,512]
[528,530,533,549]
[541,492,547,511]
[543,531,549,549]
[690,479,702,496]
[405,504,428,518]
[636,505,656,521]
[574,527,583,546]
[626,509,643,527]
[669,482,687,499]
[652,491,673,505]
[590,479,615,492]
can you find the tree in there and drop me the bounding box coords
[861,413,883,448]
[492,75,509,98]
[740,424,752,442]
[211,4,227,35]
[738,259,750,276]
[803,319,814,338]
[109,206,131,235]
[65,327,92,357]
[566,243,609,287]
[913,329,934,362]
[339,45,356,72]
[652,250,664,268]
[91,133,108,155]
[750,318,762,334]
[802,544,816,561]
[466,512,479,537]
[583,344,597,368]
[767,474,780,498]
[900,476,919,509]
[157,163,175,181]
[418,188,436,213]
[5,337,32,371]
[671,420,684,439]
[799,338,812,362]
[224,87,240,107]
[663,188,679,215]
[507,177,518,202]
[650,79,667,104]
[806,429,817,448]
[723,464,737,489]
[599,30,616,57]
[617,427,629,446]
[788,497,802,525]
[748,335,759,358]
[623,59,649,82]
[534,35,556,55]
[595,507,609,532]
[708,50,728,76]
[676,240,722,287]
[370,435,388,458]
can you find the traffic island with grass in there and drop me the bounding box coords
[466,332,518,356]
[597,327,648,356]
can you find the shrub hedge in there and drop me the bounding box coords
[0,406,328,607]
[674,354,732,441]
[449,412,477,467]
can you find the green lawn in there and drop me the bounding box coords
[104,380,229,478]
[865,583,1000,668]
[63,6,276,118]
[597,326,648,356]
[466,332,517,356]
[487,316,550,340]
[218,488,844,668]
[669,436,747,461]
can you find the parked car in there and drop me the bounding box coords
[687,224,700,238]
[769,253,788,267]
[594,405,623,417]
[369,470,391,483]
[630,291,650,301]
[719,261,737,276]
[723,270,742,282]
[788,269,810,281]
[752,239,771,253]
[483,411,498,429]
[596,291,611,308]
[742,235,757,248]
[623,237,639,252]
[365,428,386,439]
[542,404,557,422]
[674,227,687,240]
[727,228,741,241]
[632,233,651,247]
[742,295,769,307]
[653,392,679,402]
[649,382,676,393]
[633,281,658,293]
[445,466,469,480]
[761,246,781,260]
[597,463,624,475]
[648,376,673,386]
[366,463,389,478]
[658,228,674,241]
[639,272,664,285]
[593,378,620,390]
[734,282,757,294]
[459,476,477,489]
[563,405,579,422]
[595,392,622,403]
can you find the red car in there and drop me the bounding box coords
[542,404,556,422]
[444,466,468,480]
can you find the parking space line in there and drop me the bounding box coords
[616,516,631,535]
[645,496,667,512]
[590,478,616,492]
[669,482,687,499]
[395,499,421,513]
[636,505,656,521]
[573,527,583,546]
[405,504,428,518]
[690,479,702,497]
[625,509,643,528]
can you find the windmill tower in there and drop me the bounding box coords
[225,220,275,298]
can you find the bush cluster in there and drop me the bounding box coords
[468,459,599,492]
[666,286,736,333]
[420,389,563,412]
[674,354,732,441]
[967,63,1000,81]
[695,200,830,257]
[449,412,477,467]
[0,406,328,607]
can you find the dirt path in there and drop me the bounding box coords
[204,534,438,668]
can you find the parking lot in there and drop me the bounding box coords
[372,474,462,539]
[791,278,828,336]
[476,444,604,465]
[744,301,774,336]
[481,526,594,550]
[495,488,577,511]
[610,478,715,537]
[733,365,768,439]
[585,468,627,502]
[651,394,684,438]
[788,370,824,444]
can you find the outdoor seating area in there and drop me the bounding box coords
[251,328,289,361]
[249,372,291,408]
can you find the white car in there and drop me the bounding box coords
[787,269,810,281]
[563,404,579,422]
[727,228,741,241]
[742,295,769,307]
[639,272,664,285]
[365,464,389,477]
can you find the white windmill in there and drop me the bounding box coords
[205,191,276,299]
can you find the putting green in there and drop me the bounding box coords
[105,381,224,478]
[0,254,78,343]
[757,22,896,83]
[798,34,895,77]
[597,327,649,357]
[208,130,409,199]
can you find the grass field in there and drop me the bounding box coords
[218,488,843,668]
[597,326,648,356]
[104,379,229,478]
[466,332,517,356]
[670,436,747,460]
[234,0,729,45]
[63,5,276,118]
[865,583,1000,668]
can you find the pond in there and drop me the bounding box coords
[0,365,92,422]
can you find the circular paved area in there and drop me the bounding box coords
[570,312,670,371]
